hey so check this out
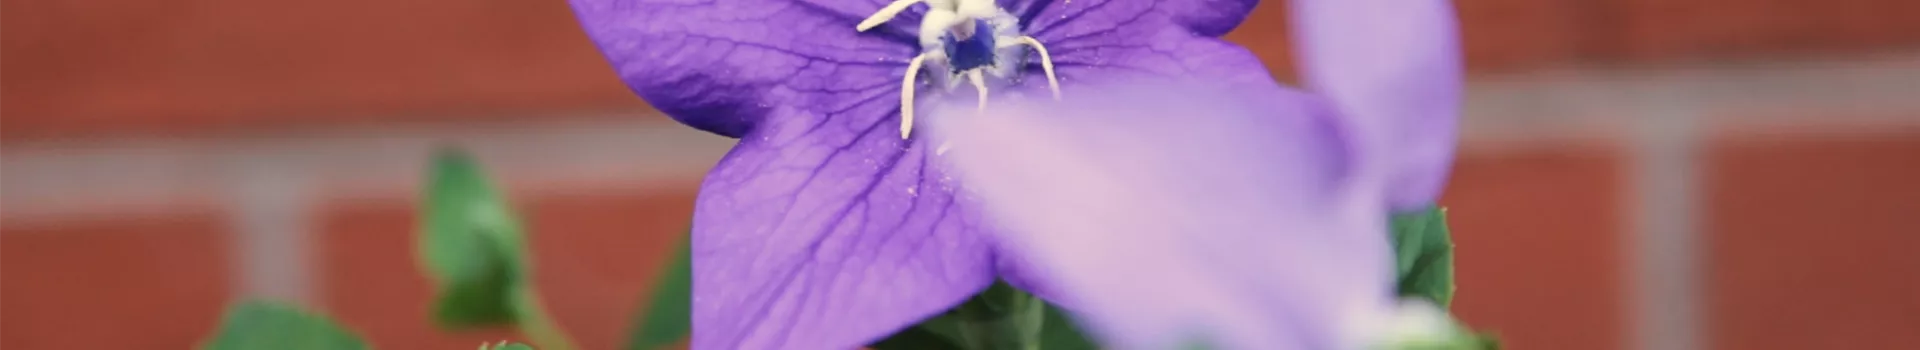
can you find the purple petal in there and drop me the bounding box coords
[572,0,1276,139]
[929,80,1396,349]
[1288,0,1463,210]
[1011,0,1258,38]
[569,0,923,137]
[1015,0,1277,92]
[689,103,1000,349]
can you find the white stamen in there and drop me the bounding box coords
[1004,36,1062,100]
[955,0,998,22]
[900,53,928,139]
[968,70,989,111]
[856,0,925,32]
[864,0,1065,142]
[918,9,961,50]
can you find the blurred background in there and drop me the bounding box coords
[3,0,1917,349]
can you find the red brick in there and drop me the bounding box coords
[0,0,646,141]
[1223,1,1299,84]
[1223,0,1588,79]
[1704,128,1920,350]
[319,188,697,350]
[1442,142,1630,350]
[0,213,232,349]
[1453,0,1588,72]
[1613,0,1920,62]
[525,190,697,350]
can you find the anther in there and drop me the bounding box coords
[900,53,928,139]
[1004,36,1061,100]
[857,0,925,32]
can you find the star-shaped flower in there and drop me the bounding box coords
[569,0,1280,348]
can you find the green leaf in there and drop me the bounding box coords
[626,234,693,350]
[201,301,370,350]
[873,281,1091,350]
[418,148,531,328]
[1389,206,1456,308]
[1469,332,1503,350]
[419,149,578,350]
[869,324,966,350]
[480,341,537,350]
[951,281,1048,350]
[1036,304,1100,350]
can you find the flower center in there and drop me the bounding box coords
[857,0,1062,140]
[943,19,999,73]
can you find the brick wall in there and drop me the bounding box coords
[5,1,1919,349]
[7,0,1920,141]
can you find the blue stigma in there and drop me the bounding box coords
[942,19,997,73]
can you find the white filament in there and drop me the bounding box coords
[1004,36,1062,100]
[864,0,1064,140]
[969,70,989,111]
[856,0,925,32]
[901,53,928,139]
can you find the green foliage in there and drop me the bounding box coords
[870,324,967,350]
[1390,206,1456,308]
[872,281,1094,350]
[1036,304,1101,350]
[626,235,693,350]
[479,341,537,350]
[418,148,575,350]
[948,281,1049,350]
[419,148,532,327]
[1386,207,1501,350]
[201,301,370,350]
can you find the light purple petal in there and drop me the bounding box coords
[969,0,1289,304]
[930,80,1396,349]
[690,105,999,349]
[569,0,923,137]
[1289,0,1463,210]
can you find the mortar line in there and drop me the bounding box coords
[227,152,318,307]
[1630,88,1704,350]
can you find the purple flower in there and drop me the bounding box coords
[1292,0,1463,210]
[935,0,1463,348]
[568,0,1280,348]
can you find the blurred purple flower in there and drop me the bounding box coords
[933,79,1389,350]
[935,0,1463,348]
[568,0,1280,348]
[1293,0,1464,210]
